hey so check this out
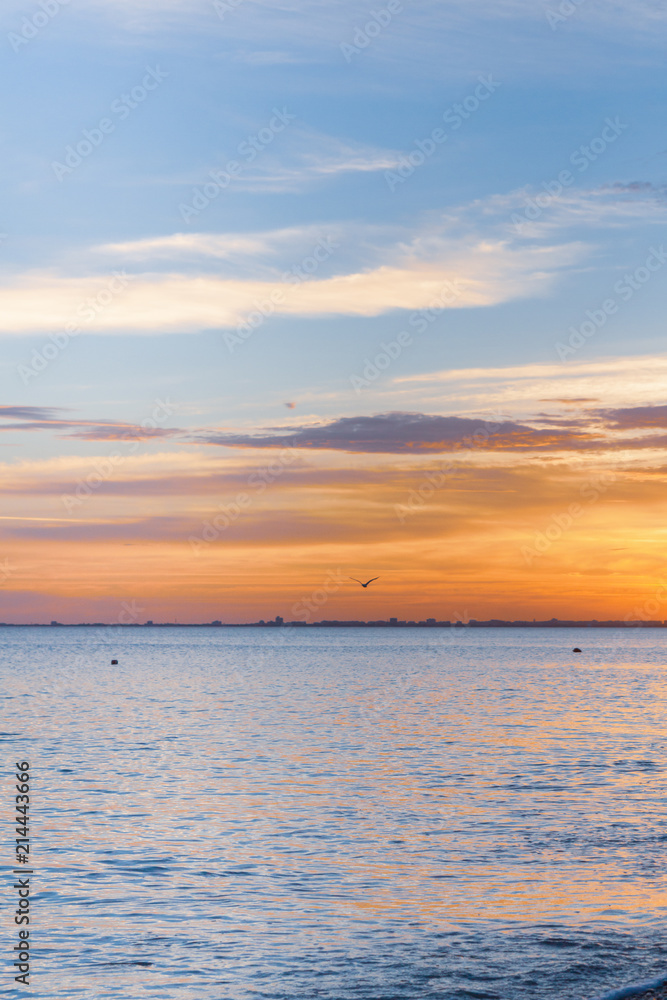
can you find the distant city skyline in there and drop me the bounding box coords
[5,616,665,629]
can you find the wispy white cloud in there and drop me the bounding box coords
[94,222,383,269]
[0,233,586,335]
[391,353,667,418]
[95,182,665,268]
[96,231,282,260]
[439,184,667,244]
[93,224,357,280]
[229,129,404,192]
[2,182,660,337]
[500,186,667,240]
[143,127,404,196]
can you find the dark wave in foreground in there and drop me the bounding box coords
[593,976,667,1000]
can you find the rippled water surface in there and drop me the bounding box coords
[3,626,667,999]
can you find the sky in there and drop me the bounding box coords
[1,0,666,623]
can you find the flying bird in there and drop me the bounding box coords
[351,577,380,588]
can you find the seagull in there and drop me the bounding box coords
[350,577,380,588]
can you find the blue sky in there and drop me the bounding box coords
[1,0,665,434]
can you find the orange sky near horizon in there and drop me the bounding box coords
[2,402,667,623]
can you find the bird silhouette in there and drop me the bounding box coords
[350,577,379,588]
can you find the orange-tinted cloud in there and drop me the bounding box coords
[6,403,667,454]
[2,390,667,622]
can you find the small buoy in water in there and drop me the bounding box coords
[573,648,581,653]
[111,659,118,664]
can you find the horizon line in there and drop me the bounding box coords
[0,618,663,628]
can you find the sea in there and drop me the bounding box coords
[3,625,667,1000]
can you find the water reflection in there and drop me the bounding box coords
[3,626,667,999]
